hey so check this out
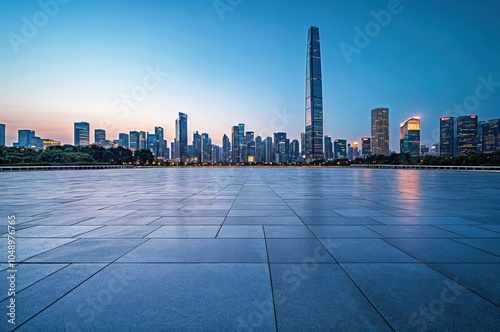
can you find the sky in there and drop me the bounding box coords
[1,0,499,149]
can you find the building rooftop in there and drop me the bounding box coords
[1,168,499,330]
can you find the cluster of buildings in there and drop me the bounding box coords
[1,26,499,163]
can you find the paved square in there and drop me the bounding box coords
[1,168,499,331]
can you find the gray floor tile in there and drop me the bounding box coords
[147,226,219,238]
[266,239,334,263]
[217,225,264,238]
[342,263,500,331]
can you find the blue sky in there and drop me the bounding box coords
[1,0,499,149]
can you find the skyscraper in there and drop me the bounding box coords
[361,137,371,157]
[201,133,212,163]
[222,134,230,162]
[300,132,305,157]
[400,117,420,156]
[129,131,140,150]
[324,135,333,160]
[0,123,5,147]
[334,139,347,159]
[264,136,273,163]
[139,131,147,150]
[290,139,300,163]
[353,141,359,159]
[305,26,324,161]
[274,132,289,163]
[74,122,90,146]
[440,117,456,157]
[456,115,478,155]
[238,123,245,161]
[155,127,164,158]
[118,133,129,149]
[193,131,201,162]
[231,126,239,163]
[95,129,106,144]
[371,108,389,156]
[175,112,188,160]
[480,119,500,153]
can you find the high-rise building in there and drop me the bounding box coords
[480,119,500,153]
[231,126,239,163]
[353,141,359,159]
[175,112,188,160]
[15,129,35,148]
[212,145,221,163]
[290,139,300,163]
[222,134,230,162]
[245,131,255,162]
[255,136,264,163]
[400,117,420,156]
[74,122,90,146]
[193,131,201,162]
[440,117,456,157]
[361,137,371,157]
[170,141,175,159]
[456,115,478,156]
[324,136,333,160]
[371,108,389,156]
[238,123,245,161]
[305,26,324,161]
[334,139,347,159]
[0,123,5,147]
[274,132,289,163]
[300,132,305,157]
[147,133,156,155]
[139,131,147,150]
[155,127,164,158]
[347,144,354,160]
[95,129,106,144]
[264,136,273,163]
[118,133,129,149]
[201,133,212,163]
[129,131,140,150]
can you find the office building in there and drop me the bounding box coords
[74,122,90,146]
[353,141,359,159]
[324,136,333,160]
[212,145,221,163]
[139,131,147,150]
[264,136,273,163]
[371,108,389,156]
[175,112,188,160]
[129,131,140,150]
[0,123,5,147]
[300,132,305,157]
[95,129,106,144]
[480,119,500,153]
[118,133,129,149]
[274,132,289,163]
[334,139,347,159]
[305,26,324,161]
[290,139,300,163]
[201,133,212,163]
[238,123,245,161]
[231,126,239,163]
[440,117,456,157]
[193,131,201,162]
[222,134,230,162]
[361,137,371,157]
[155,127,164,158]
[42,139,61,150]
[400,117,421,156]
[15,129,35,148]
[456,115,478,155]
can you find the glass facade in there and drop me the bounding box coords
[305,26,324,161]
[231,126,239,163]
[74,122,90,146]
[119,133,129,149]
[129,131,140,150]
[361,137,371,156]
[175,112,188,160]
[371,108,389,156]
[481,119,500,153]
[333,139,347,159]
[0,124,4,147]
[324,135,333,160]
[440,117,455,157]
[400,117,420,156]
[456,115,478,155]
[94,129,106,143]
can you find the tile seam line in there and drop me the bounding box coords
[260,170,396,331]
[381,238,500,308]
[13,238,150,330]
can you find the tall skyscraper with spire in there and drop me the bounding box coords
[305,26,324,161]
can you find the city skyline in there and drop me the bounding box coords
[1,0,500,148]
